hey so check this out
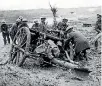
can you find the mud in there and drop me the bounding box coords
[0,26,101,86]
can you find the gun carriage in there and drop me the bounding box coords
[8,26,91,73]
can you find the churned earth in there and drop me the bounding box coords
[0,26,101,86]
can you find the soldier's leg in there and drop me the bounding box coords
[95,40,98,50]
[73,52,81,61]
[6,33,10,44]
[2,33,6,45]
[82,49,89,61]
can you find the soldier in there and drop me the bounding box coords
[30,20,40,50]
[37,17,48,43]
[57,18,68,31]
[64,27,90,61]
[95,14,101,34]
[94,14,101,50]
[1,20,10,45]
[10,18,21,41]
[19,18,29,28]
[57,18,68,38]
[39,17,47,33]
[31,20,39,31]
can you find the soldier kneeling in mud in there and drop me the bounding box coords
[64,27,90,62]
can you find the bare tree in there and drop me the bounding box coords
[49,3,58,29]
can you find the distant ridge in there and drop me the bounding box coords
[0,6,101,23]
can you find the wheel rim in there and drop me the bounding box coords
[10,27,31,66]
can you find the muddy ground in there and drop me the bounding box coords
[0,26,101,86]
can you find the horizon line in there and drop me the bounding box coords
[0,6,101,11]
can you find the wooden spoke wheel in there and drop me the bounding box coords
[10,27,31,66]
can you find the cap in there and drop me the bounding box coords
[62,18,68,22]
[34,20,38,23]
[97,14,101,17]
[22,18,28,22]
[19,16,23,19]
[41,17,46,20]
[16,18,21,22]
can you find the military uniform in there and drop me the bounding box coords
[57,18,68,38]
[64,31,90,61]
[10,18,22,41]
[94,14,101,49]
[38,17,48,33]
[31,21,40,32]
[19,18,29,28]
[39,22,47,33]
[57,18,68,31]
[95,14,101,34]
[30,28,40,51]
[1,23,10,45]
[57,22,68,31]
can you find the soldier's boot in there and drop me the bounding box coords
[8,37,10,44]
[83,52,88,61]
[3,38,6,45]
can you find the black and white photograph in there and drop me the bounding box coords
[0,0,101,86]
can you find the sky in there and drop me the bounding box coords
[0,0,101,10]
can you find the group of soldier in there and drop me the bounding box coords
[31,17,90,64]
[0,14,101,65]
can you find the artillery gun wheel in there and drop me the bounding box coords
[10,27,31,66]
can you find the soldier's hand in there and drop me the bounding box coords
[70,60,74,64]
[44,33,46,39]
[60,31,64,35]
[74,61,79,65]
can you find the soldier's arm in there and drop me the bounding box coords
[65,50,79,64]
[9,24,15,34]
[63,34,73,51]
[0,25,5,32]
[0,25,3,32]
[95,22,101,33]
[47,30,60,34]
[31,24,35,29]
[53,30,60,33]
[6,24,9,32]
[65,50,74,63]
